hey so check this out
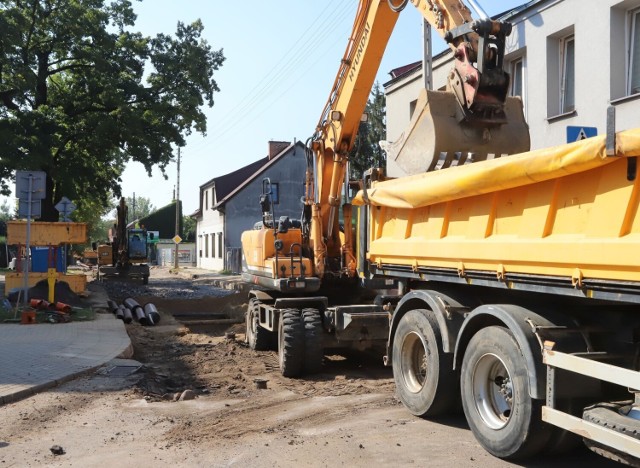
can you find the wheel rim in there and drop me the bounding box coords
[400,331,427,393]
[471,353,513,430]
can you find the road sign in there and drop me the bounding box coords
[55,196,76,221]
[567,126,597,143]
[18,199,41,218]
[15,171,46,200]
[172,235,182,244]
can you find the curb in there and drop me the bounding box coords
[0,340,133,406]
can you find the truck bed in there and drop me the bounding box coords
[354,129,640,302]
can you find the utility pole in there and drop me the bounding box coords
[174,148,181,269]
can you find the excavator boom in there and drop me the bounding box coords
[307,0,529,279]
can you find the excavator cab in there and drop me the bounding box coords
[241,178,320,293]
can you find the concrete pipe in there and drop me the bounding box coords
[143,303,161,325]
[134,307,148,325]
[107,300,119,314]
[123,298,141,311]
[122,307,133,324]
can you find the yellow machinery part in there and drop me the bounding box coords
[357,129,640,284]
[241,227,313,279]
[7,222,87,245]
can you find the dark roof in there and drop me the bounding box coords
[388,60,421,80]
[214,141,306,209]
[212,157,268,202]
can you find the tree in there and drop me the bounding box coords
[126,195,155,221]
[348,82,387,180]
[0,1,225,221]
[182,214,195,242]
[0,199,13,237]
[73,196,114,244]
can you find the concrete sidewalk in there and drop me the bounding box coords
[0,281,132,405]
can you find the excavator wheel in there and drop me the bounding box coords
[278,309,304,377]
[245,298,272,351]
[302,308,323,374]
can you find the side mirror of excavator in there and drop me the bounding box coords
[277,216,291,234]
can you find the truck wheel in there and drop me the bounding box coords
[392,309,457,417]
[142,276,149,285]
[302,308,323,374]
[583,404,640,465]
[246,298,271,351]
[278,309,304,377]
[460,326,550,459]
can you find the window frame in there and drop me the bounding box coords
[559,34,575,114]
[627,7,640,95]
[509,55,525,113]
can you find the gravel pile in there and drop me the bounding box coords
[97,277,235,303]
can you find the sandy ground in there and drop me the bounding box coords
[0,269,622,467]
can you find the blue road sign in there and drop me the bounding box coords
[567,126,597,143]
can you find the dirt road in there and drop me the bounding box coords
[0,268,620,467]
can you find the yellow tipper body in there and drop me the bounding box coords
[353,129,640,285]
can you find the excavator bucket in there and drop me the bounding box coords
[383,89,530,176]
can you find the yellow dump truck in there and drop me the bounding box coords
[350,124,640,462]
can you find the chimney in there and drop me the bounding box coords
[268,141,290,159]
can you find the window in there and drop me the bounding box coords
[204,234,209,258]
[560,35,575,113]
[217,233,223,259]
[509,56,525,113]
[270,183,280,204]
[629,8,640,94]
[211,233,215,258]
[205,190,209,210]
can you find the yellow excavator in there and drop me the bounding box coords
[241,0,528,376]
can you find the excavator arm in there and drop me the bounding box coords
[307,0,529,279]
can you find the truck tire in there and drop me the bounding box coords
[246,298,271,351]
[460,326,550,459]
[142,276,149,285]
[278,308,304,377]
[302,308,323,374]
[583,404,640,466]
[392,309,458,417]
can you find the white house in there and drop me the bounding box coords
[193,141,307,272]
[385,0,640,176]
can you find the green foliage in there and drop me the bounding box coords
[125,195,155,221]
[0,1,225,221]
[73,197,114,245]
[0,199,14,237]
[348,82,387,180]
[182,214,196,242]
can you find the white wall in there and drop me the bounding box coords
[196,186,225,271]
[385,0,640,176]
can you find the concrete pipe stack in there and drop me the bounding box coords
[108,298,160,327]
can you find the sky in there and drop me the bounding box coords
[3,0,527,217]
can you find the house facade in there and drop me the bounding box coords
[193,141,307,272]
[385,0,640,176]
